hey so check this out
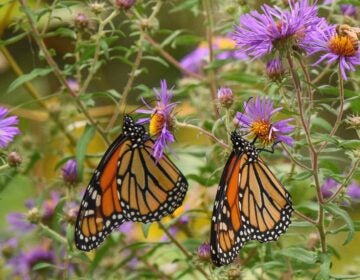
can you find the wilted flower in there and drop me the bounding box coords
[180,37,246,74]
[266,58,286,82]
[233,0,323,59]
[235,97,295,146]
[305,25,360,80]
[115,0,136,9]
[137,80,177,161]
[217,87,234,108]
[196,242,211,261]
[62,159,78,184]
[0,107,20,148]
[7,151,22,167]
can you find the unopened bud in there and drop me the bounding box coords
[217,87,234,108]
[196,242,211,261]
[115,0,136,9]
[266,58,285,82]
[27,207,41,224]
[8,151,22,167]
[74,13,89,30]
[90,2,106,15]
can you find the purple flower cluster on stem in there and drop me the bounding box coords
[233,0,323,59]
[137,80,177,161]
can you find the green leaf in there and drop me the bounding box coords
[141,223,151,239]
[315,253,331,280]
[46,27,76,39]
[324,203,355,245]
[171,34,201,47]
[32,262,54,271]
[311,117,332,132]
[277,247,317,264]
[76,125,96,180]
[7,67,53,93]
[338,140,360,150]
[142,56,169,67]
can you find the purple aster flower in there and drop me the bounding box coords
[346,181,360,201]
[266,58,286,81]
[7,212,36,233]
[233,0,323,59]
[321,178,338,198]
[321,178,360,203]
[235,97,295,146]
[340,5,357,17]
[8,246,55,280]
[0,107,20,148]
[196,242,211,261]
[1,238,18,259]
[62,159,78,184]
[305,24,360,80]
[42,192,61,220]
[7,199,37,233]
[180,37,247,74]
[137,80,177,161]
[323,1,357,18]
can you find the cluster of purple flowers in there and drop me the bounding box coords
[232,0,359,79]
[321,178,360,203]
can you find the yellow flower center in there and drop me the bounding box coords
[149,113,165,136]
[216,37,236,49]
[328,35,357,56]
[250,120,275,145]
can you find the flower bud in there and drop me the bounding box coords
[346,114,360,130]
[74,13,89,30]
[7,151,22,167]
[90,2,106,15]
[115,0,136,9]
[266,58,285,82]
[217,87,234,108]
[27,207,41,224]
[62,159,78,184]
[196,242,211,261]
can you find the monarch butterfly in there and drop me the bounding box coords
[75,115,188,251]
[210,131,293,266]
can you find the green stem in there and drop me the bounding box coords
[202,0,220,119]
[287,53,326,253]
[318,66,345,153]
[106,36,144,131]
[325,157,360,203]
[39,223,68,245]
[19,0,109,144]
[157,222,210,280]
[79,10,120,95]
[176,121,230,149]
[0,163,10,171]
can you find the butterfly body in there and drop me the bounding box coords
[211,131,293,266]
[75,116,188,251]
